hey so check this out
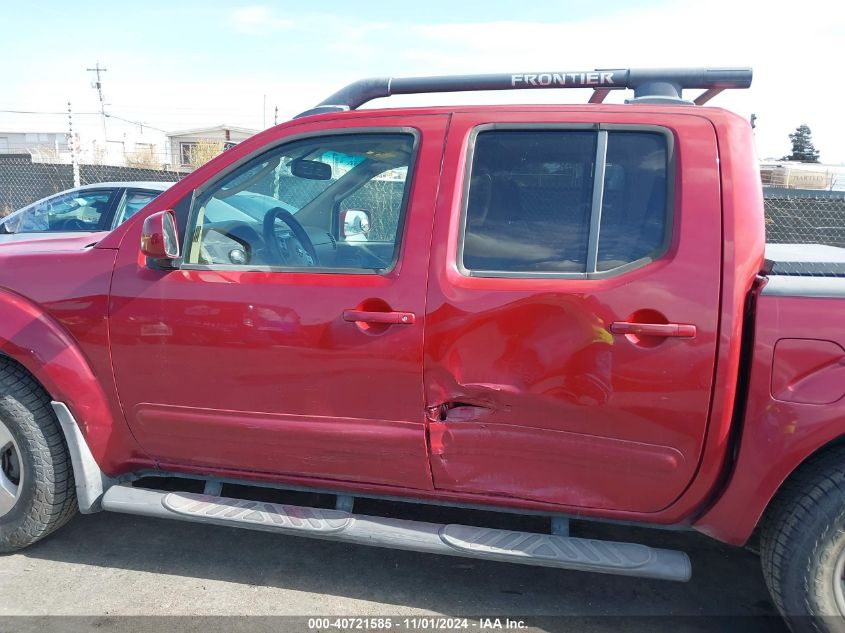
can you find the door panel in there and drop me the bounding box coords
[425,112,722,513]
[109,115,449,489]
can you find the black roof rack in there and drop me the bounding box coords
[296,67,752,118]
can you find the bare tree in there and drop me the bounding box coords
[188,139,225,169]
[125,147,162,169]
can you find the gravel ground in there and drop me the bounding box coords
[0,504,787,633]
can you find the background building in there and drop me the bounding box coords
[166,125,258,170]
[760,161,845,192]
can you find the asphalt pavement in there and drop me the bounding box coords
[0,503,788,633]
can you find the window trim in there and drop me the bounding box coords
[457,123,676,280]
[179,127,421,276]
[111,188,160,229]
[111,189,130,229]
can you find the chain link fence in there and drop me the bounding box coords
[764,187,845,247]
[0,154,181,218]
[763,187,845,276]
[4,153,845,259]
[229,170,407,242]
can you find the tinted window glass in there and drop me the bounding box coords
[113,190,159,227]
[12,190,112,233]
[463,130,596,273]
[597,132,668,271]
[186,133,415,272]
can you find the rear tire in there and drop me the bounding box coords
[0,360,77,552]
[761,445,845,632]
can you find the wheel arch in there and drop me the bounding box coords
[695,422,845,545]
[0,289,134,508]
[0,288,115,440]
[0,353,114,513]
[755,434,845,538]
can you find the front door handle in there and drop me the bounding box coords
[610,322,696,338]
[343,309,416,325]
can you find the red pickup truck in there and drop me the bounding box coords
[1,68,842,631]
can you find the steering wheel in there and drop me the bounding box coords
[262,207,319,267]
[61,219,90,231]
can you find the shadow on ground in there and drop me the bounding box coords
[2,505,787,632]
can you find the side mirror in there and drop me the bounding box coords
[141,210,180,266]
[340,208,371,241]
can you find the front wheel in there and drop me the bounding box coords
[761,445,845,632]
[0,361,77,552]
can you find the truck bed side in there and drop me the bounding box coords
[695,276,845,545]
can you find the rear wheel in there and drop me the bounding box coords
[0,361,77,552]
[761,445,845,632]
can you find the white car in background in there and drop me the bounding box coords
[0,181,371,253]
[0,181,173,243]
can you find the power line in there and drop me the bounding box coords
[0,108,252,120]
[104,113,167,133]
[0,109,101,115]
[0,109,255,135]
[0,109,167,132]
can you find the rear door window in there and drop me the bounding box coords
[461,128,671,277]
[597,132,669,271]
[463,130,596,274]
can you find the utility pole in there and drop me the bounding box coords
[87,62,108,144]
[263,94,267,128]
[274,105,278,126]
[67,101,80,187]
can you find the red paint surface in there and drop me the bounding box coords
[4,103,830,545]
[695,291,845,544]
[0,238,150,474]
[107,114,449,488]
[423,111,723,513]
[770,339,845,405]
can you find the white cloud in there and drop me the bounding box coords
[231,5,294,33]
[392,1,844,162]
[4,1,842,163]
[227,0,841,162]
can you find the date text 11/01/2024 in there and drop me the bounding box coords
[307,618,527,630]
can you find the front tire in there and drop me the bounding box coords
[761,445,845,632]
[0,360,77,552]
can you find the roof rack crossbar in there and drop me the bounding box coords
[694,87,725,106]
[297,67,751,117]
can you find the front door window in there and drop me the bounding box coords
[11,190,113,233]
[185,133,416,273]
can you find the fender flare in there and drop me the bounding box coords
[0,288,121,511]
[694,414,845,545]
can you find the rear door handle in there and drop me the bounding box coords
[610,322,697,338]
[343,310,416,325]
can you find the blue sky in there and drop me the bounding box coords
[2,0,843,162]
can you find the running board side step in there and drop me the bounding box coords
[101,486,691,582]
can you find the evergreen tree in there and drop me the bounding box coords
[783,124,821,163]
